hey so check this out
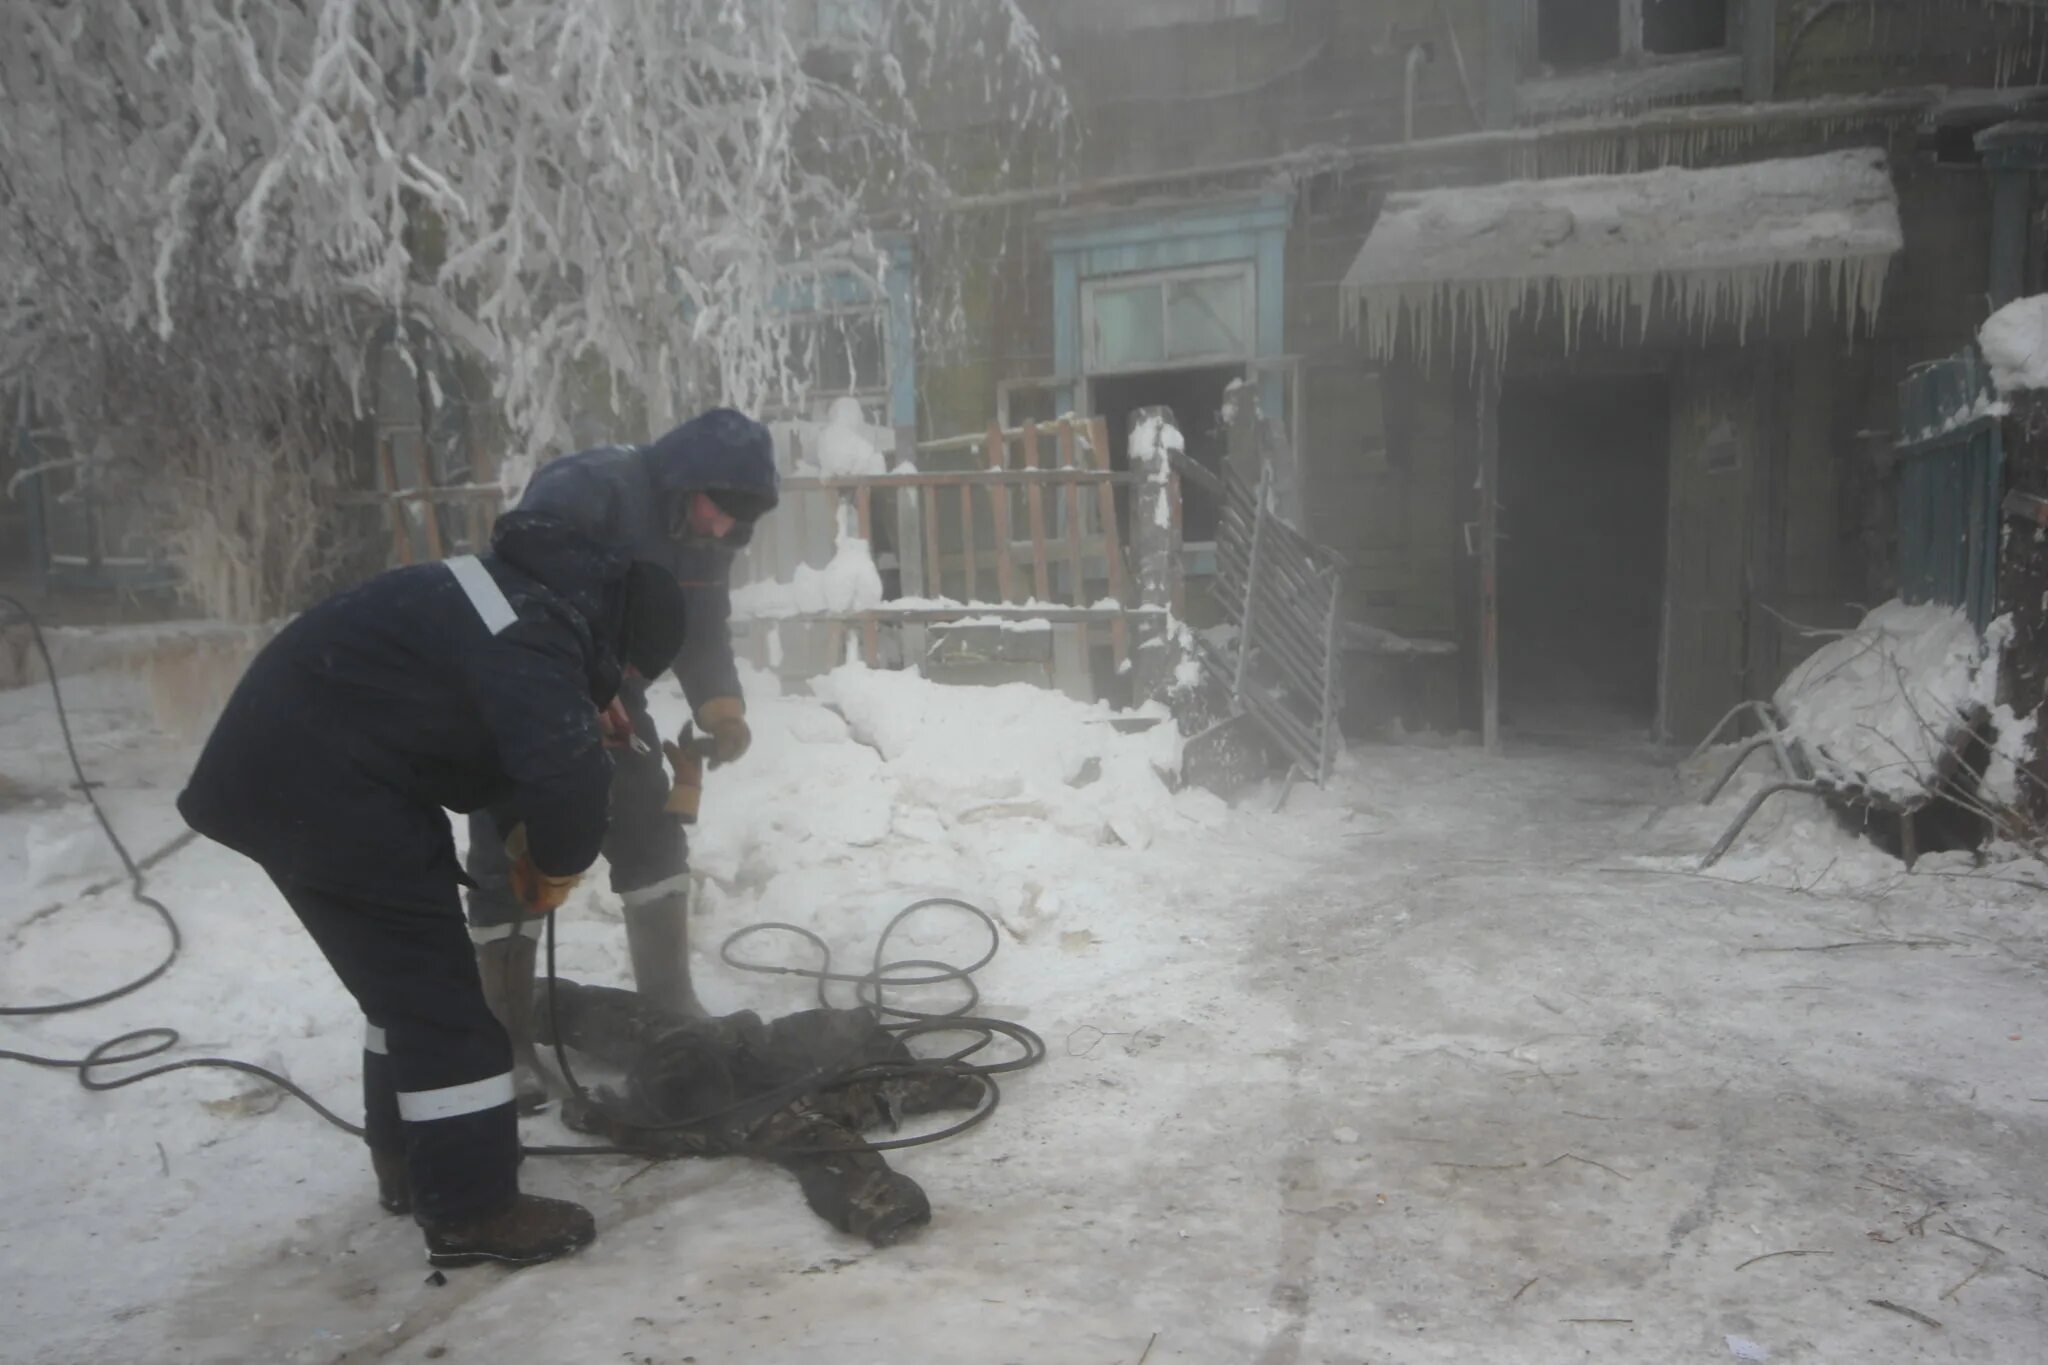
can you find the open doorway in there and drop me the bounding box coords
[1090,365,1239,544]
[1497,374,1670,737]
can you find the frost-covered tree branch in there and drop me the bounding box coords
[0,0,1067,618]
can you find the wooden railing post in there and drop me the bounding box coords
[986,422,1018,604]
[890,427,927,671]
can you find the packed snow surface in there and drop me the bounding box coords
[4,658,2046,1364]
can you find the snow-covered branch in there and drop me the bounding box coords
[0,0,1068,618]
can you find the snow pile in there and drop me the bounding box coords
[1980,292,2048,394]
[1773,601,2017,801]
[730,501,883,619]
[651,661,1221,966]
[1129,411,1185,532]
[808,396,889,478]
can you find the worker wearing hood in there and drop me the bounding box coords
[465,408,778,1106]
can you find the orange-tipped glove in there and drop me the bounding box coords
[694,696,751,768]
[505,823,581,916]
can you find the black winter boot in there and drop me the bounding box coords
[371,1148,410,1216]
[423,1193,596,1269]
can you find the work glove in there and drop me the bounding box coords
[694,696,751,768]
[505,823,581,916]
[661,724,709,823]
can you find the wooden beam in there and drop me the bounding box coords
[376,437,412,566]
[1477,356,1502,756]
[780,469,1135,492]
[987,422,1019,604]
[1088,416,1129,670]
[1058,420,1088,609]
[855,485,880,666]
[1022,423,1053,602]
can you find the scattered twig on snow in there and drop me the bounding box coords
[1866,1299,1943,1329]
[1543,1153,1630,1182]
[1799,856,1840,894]
[1066,1024,1152,1058]
[616,1160,661,1191]
[2022,1265,2048,1283]
[1135,1331,1158,1365]
[1509,1276,1539,1304]
[1734,1249,1831,1271]
[1562,1111,1617,1122]
[155,1142,169,1177]
[1939,1225,2007,1257]
[1431,1161,1526,1173]
[1906,1204,1946,1238]
[1740,939,1953,954]
[1941,1258,1995,1303]
[1532,995,1564,1016]
[1561,1318,1634,1325]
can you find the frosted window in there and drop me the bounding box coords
[1167,274,1250,359]
[1092,283,1166,369]
[791,311,887,393]
[1644,0,1727,55]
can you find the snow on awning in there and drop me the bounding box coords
[1341,149,1903,365]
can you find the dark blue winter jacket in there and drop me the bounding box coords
[516,408,776,712]
[178,514,635,911]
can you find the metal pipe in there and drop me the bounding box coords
[939,90,1937,215]
[1701,735,1775,805]
[1404,44,1433,144]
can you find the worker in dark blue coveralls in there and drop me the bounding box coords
[178,512,687,1268]
[466,408,778,1110]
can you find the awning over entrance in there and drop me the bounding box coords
[1341,148,1903,364]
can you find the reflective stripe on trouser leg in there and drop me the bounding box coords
[619,872,691,908]
[273,878,521,1226]
[363,1018,402,1152]
[397,1072,516,1122]
[468,918,539,945]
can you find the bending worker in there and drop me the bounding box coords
[178,513,687,1268]
[467,408,778,1106]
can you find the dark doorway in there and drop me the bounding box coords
[1497,374,1670,736]
[1091,365,1239,544]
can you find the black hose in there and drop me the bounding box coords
[533,897,1045,1158]
[0,594,1040,1163]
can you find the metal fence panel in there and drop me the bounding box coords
[1897,353,2002,631]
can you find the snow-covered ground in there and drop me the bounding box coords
[3,661,2046,1364]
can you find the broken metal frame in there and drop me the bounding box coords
[1197,455,1347,785]
[1690,698,1921,869]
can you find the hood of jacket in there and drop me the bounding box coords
[641,408,780,505]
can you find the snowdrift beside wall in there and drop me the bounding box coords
[1773,601,2029,804]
